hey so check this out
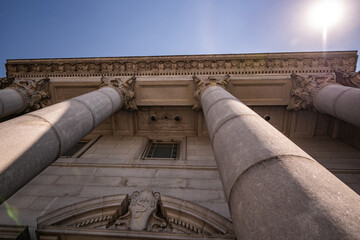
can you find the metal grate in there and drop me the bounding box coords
[144,141,179,160]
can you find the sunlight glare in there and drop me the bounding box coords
[308,0,344,29]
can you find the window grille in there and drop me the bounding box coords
[143,141,179,160]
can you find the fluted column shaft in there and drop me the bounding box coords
[314,84,360,127]
[0,86,123,202]
[201,86,360,239]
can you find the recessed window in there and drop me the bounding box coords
[143,141,179,160]
[61,136,101,158]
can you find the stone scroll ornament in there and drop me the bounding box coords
[9,78,51,112]
[334,70,360,88]
[0,77,15,89]
[100,76,138,111]
[192,74,231,111]
[287,73,336,111]
[106,190,172,232]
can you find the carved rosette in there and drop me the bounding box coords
[287,73,336,111]
[334,70,360,88]
[9,78,51,112]
[100,76,138,111]
[106,190,172,232]
[192,74,231,111]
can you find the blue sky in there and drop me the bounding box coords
[0,0,359,77]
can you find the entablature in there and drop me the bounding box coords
[6,51,357,78]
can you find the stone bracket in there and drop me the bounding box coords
[9,78,51,112]
[100,76,138,111]
[287,73,335,111]
[192,74,231,111]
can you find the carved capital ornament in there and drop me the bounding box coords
[192,74,231,111]
[9,78,51,112]
[334,70,360,88]
[0,77,15,89]
[100,76,138,111]
[287,73,336,111]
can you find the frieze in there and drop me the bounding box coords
[5,51,357,78]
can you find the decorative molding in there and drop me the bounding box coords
[106,190,172,232]
[287,73,336,111]
[0,77,15,89]
[192,74,230,111]
[37,193,235,239]
[334,70,360,88]
[9,78,51,112]
[5,51,357,78]
[101,76,138,111]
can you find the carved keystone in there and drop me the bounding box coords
[287,73,336,111]
[100,76,138,111]
[0,77,15,89]
[192,74,231,111]
[106,190,172,232]
[9,78,51,112]
[334,70,360,88]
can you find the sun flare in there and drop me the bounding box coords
[308,0,344,29]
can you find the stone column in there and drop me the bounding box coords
[288,73,360,128]
[194,75,360,239]
[0,78,51,119]
[0,76,136,203]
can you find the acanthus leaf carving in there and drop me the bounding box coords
[334,70,360,88]
[192,74,230,111]
[106,190,172,232]
[9,78,51,112]
[287,73,336,111]
[100,75,138,111]
[0,77,15,89]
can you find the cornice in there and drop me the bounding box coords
[5,51,358,78]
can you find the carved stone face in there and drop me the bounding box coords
[128,191,159,231]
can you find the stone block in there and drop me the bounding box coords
[55,176,122,186]
[156,169,220,179]
[95,168,157,177]
[125,177,187,188]
[188,179,223,190]
[28,175,60,185]
[20,184,83,197]
[41,166,97,176]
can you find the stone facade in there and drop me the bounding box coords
[0,51,360,239]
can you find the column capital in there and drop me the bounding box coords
[0,77,15,89]
[287,73,336,111]
[334,70,360,88]
[9,78,51,112]
[192,74,231,111]
[100,76,138,111]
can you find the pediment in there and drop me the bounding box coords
[37,191,235,240]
